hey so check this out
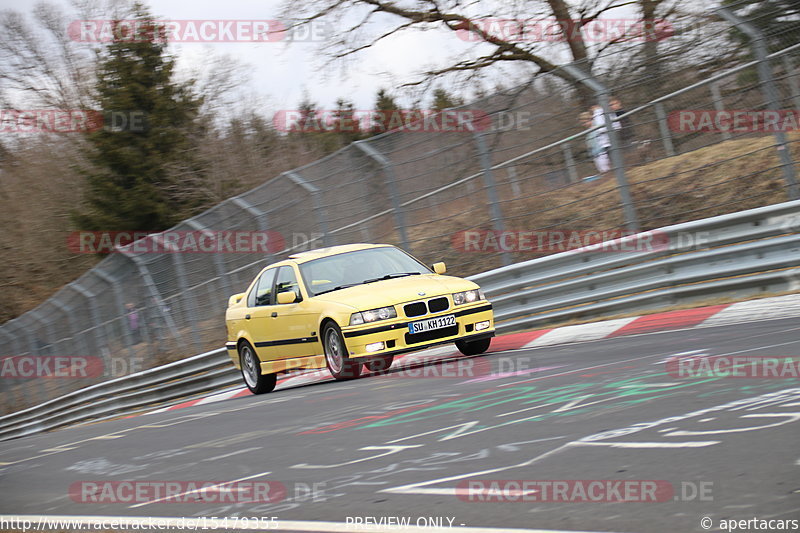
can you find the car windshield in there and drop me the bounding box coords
[299,247,431,296]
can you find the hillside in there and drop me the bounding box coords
[1,132,797,325]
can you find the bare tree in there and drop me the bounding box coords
[0,2,106,110]
[283,0,689,106]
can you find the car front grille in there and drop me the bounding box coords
[404,302,427,317]
[405,325,459,344]
[427,297,449,313]
[404,296,450,318]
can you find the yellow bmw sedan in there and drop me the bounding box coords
[225,243,494,393]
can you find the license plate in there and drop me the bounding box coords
[409,314,456,334]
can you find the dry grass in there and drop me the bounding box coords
[408,132,797,278]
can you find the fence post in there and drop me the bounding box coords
[284,171,331,248]
[91,270,136,361]
[118,250,183,346]
[50,299,90,362]
[66,282,110,362]
[0,327,33,407]
[709,82,732,141]
[654,103,676,157]
[562,64,640,233]
[353,141,410,251]
[717,7,799,200]
[0,330,13,356]
[472,129,512,267]
[782,55,800,111]
[230,196,273,255]
[561,143,580,183]
[144,238,201,351]
[26,310,50,400]
[185,219,233,301]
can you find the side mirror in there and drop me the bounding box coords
[228,293,245,307]
[277,291,297,304]
[432,262,447,274]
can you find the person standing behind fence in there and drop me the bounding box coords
[147,296,170,352]
[592,104,622,173]
[610,98,634,149]
[580,110,610,178]
[125,302,141,345]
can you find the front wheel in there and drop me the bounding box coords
[455,337,491,356]
[239,342,277,394]
[323,322,362,380]
[364,355,394,373]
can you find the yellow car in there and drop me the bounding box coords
[225,243,494,393]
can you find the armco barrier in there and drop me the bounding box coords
[473,200,800,332]
[0,200,798,440]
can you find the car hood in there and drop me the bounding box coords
[311,274,478,311]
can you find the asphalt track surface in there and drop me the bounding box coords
[1,318,799,533]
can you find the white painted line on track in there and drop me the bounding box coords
[194,388,245,405]
[128,470,272,508]
[572,441,721,448]
[200,446,262,462]
[0,515,619,533]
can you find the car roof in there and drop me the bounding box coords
[287,243,394,264]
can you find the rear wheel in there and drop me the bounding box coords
[239,341,277,394]
[455,337,491,356]
[323,322,362,380]
[364,355,394,373]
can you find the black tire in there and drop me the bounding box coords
[322,322,362,380]
[239,341,277,394]
[364,355,394,373]
[455,337,491,356]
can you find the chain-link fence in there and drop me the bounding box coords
[2,1,800,413]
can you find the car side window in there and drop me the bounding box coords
[275,266,302,303]
[248,268,276,307]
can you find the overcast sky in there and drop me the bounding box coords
[1,0,506,113]
[1,0,647,115]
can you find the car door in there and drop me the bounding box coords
[269,265,321,362]
[244,267,278,361]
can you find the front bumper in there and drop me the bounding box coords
[340,302,494,359]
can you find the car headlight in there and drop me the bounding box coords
[350,306,397,325]
[452,289,484,305]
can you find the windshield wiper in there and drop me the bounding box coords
[362,272,422,284]
[314,284,358,296]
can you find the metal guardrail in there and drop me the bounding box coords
[0,348,235,441]
[472,199,800,332]
[0,200,798,440]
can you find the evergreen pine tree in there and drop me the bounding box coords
[73,3,203,233]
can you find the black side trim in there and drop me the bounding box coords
[454,303,493,317]
[344,322,408,338]
[348,330,495,363]
[254,337,319,348]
